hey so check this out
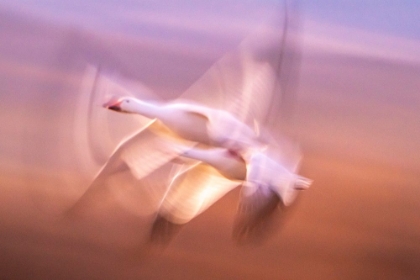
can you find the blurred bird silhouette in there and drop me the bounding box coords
[67,3,311,244]
[67,54,310,245]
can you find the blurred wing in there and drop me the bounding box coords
[67,120,196,216]
[102,120,196,182]
[150,163,240,244]
[179,2,301,132]
[264,131,303,172]
[108,161,187,218]
[73,65,157,175]
[157,163,240,224]
[179,50,276,131]
[73,65,112,172]
[273,0,302,123]
[233,185,281,243]
[222,52,277,130]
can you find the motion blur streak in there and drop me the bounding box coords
[0,1,420,280]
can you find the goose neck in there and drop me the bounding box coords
[132,100,162,119]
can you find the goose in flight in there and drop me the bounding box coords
[69,80,311,243]
[100,95,311,243]
[68,87,265,218]
[104,96,263,154]
[170,143,312,241]
[69,18,310,242]
[104,95,311,202]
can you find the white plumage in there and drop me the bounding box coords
[69,47,312,244]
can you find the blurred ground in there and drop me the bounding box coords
[1,4,420,280]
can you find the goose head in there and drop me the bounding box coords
[103,97,138,113]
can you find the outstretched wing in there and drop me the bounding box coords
[73,65,157,175]
[178,49,276,134]
[150,163,240,243]
[178,1,301,134]
[157,163,240,224]
[67,120,196,217]
[233,184,282,244]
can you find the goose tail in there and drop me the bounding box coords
[294,176,312,190]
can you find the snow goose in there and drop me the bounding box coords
[69,34,310,243]
[148,141,311,244]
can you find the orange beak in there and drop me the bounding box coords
[103,98,122,111]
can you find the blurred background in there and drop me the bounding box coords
[0,0,419,279]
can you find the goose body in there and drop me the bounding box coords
[71,40,311,243]
[105,97,263,153]
[150,143,311,243]
[180,146,247,181]
[69,92,311,244]
[103,95,312,207]
[179,145,311,205]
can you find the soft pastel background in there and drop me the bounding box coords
[0,1,419,279]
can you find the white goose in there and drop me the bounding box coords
[104,96,263,154]
[148,141,311,243]
[70,38,311,243]
[101,95,311,243]
[104,95,311,203]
